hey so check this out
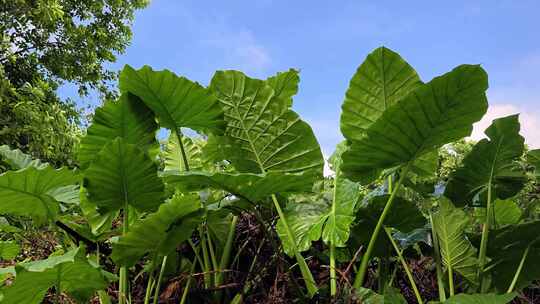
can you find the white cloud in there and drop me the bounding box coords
[471,104,540,149]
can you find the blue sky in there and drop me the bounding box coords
[61,0,540,155]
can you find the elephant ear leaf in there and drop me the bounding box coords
[78,93,158,168]
[445,115,525,206]
[0,247,107,304]
[111,194,203,267]
[266,68,300,107]
[83,138,164,213]
[119,65,225,134]
[162,133,205,172]
[0,145,46,169]
[340,46,421,142]
[209,70,323,180]
[527,149,540,177]
[442,293,516,304]
[341,64,488,183]
[432,198,478,284]
[0,166,79,223]
[486,220,540,292]
[164,171,313,203]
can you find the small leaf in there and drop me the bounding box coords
[0,247,107,304]
[432,198,478,284]
[111,194,203,267]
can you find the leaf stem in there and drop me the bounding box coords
[175,128,190,171]
[180,255,198,304]
[144,272,155,304]
[271,194,318,297]
[384,227,423,304]
[330,244,337,296]
[478,181,493,292]
[216,215,238,287]
[119,204,129,304]
[354,163,411,288]
[199,226,213,288]
[152,255,168,304]
[507,245,530,293]
[429,212,446,302]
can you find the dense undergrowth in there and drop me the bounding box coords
[1,47,540,303]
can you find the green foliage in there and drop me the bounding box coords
[0,240,20,260]
[440,293,516,304]
[0,247,108,304]
[341,64,488,183]
[445,115,526,206]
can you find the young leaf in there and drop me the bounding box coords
[0,247,107,304]
[209,70,323,179]
[432,198,478,284]
[341,64,488,183]
[78,93,159,168]
[445,115,525,206]
[119,65,225,134]
[0,145,46,169]
[266,68,300,107]
[441,293,516,304]
[341,46,421,142]
[111,194,203,267]
[0,166,79,222]
[83,138,164,212]
[164,171,313,203]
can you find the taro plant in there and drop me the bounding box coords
[0,46,539,304]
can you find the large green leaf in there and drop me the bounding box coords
[0,166,79,222]
[79,187,117,236]
[354,286,407,304]
[340,46,421,142]
[341,65,488,183]
[445,115,525,206]
[83,138,164,212]
[441,293,516,304]
[486,220,540,292]
[111,194,203,267]
[164,171,313,203]
[432,198,478,284]
[78,93,158,168]
[266,69,299,107]
[349,195,425,257]
[209,70,323,178]
[0,145,45,169]
[0,247,107,304]
[493,199,522,227]
[527,149,540,177]
[119,65,225,134]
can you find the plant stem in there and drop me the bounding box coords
[429,212,446,302]
[206,228,219,283]
[448,264,454,296]
[175,128,190,171]
[507,245,530,293]
[384,227,423,304]
[271,194,318,297]
[188,239,205,270]
[330,244,337,296]
[354,163,411,289]
[199,226,213,288]
[119,205,130,304]
[478,181,493,292]
[144,273,155,304]
[152,256,168,304]
[216,215,238,287]
[56,264,62,304]
[180,256,198,304]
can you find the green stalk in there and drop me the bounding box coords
[199,226,213,288]
[429,212,446,302]
[206,228,219,284]
[354,164,411,288]
[180,256,198,304]
[144,273,155,304]
[384,227,423,304]
[216,215,239,287]
[271,194,318,296]
[478,181,493,292]
[448,264,455,296]
[188,239,205,271]
[329,244,337,296]
[152,256,168,304]
[119,204,129,304]
[507,245,530,293]
[56,264,62,304]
